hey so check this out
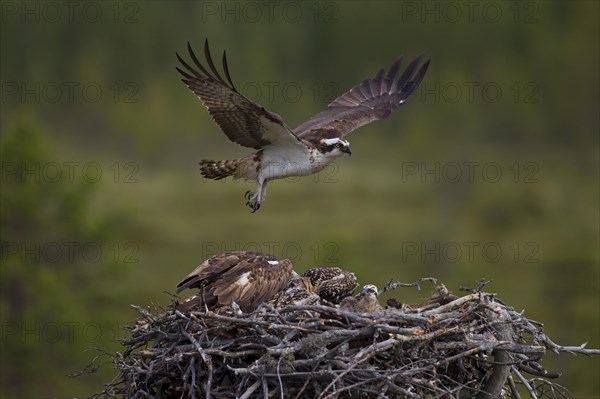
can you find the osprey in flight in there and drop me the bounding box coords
[177,39,430,212]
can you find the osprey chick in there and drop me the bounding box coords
[177,39,430,212]
[301,267,358,304]
[340,284,383,313]
[268,275,320,308]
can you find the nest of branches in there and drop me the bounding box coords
[91,280,598,399]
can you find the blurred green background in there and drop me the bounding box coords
[1,1,598,397]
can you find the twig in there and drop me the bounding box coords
[239,379,261,399]
[380,277,438,294]
[84,282,599,399]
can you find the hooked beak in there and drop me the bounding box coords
[341,145,352,156]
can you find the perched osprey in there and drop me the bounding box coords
[175,251,292,312]
[268,275,320,308]
[340,284,383,313]
[301,267,358,304]
[176,39,430,212]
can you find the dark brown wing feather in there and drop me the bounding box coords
[294,55,430,142]
[176,251,292,311]
[176,251,277,293]
[211,258,292,310]
[177,39,299,149]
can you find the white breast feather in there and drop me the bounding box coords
[261,142,314,180]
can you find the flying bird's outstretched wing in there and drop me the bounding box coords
[176,39,301,149]
[294,55,430,142]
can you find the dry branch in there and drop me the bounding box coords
[88,282,599,399]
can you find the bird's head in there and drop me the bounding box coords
[319,138,352,157]
[287,274,315,292]
[359,284,379,299]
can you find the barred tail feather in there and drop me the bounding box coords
[199,159,240,180]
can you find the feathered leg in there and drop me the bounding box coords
[259,179,269,203]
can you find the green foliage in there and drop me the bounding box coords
[1,1,598,397]
[1,124,133,396]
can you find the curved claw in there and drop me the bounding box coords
[244,190,262,212]
[246,200,260,212]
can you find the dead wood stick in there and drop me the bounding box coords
[182,331,213,399]
[380,277,438,294]
[239,379,261,399]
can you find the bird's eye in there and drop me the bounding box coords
[335,143,342,148]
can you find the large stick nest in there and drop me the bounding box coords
[91,280,598,399]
